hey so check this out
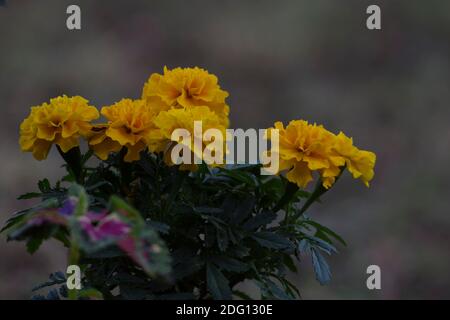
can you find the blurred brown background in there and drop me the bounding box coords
[1,0,449,299]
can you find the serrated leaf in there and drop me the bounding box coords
[302,220,347,246]
[304,235,338,255]
[310,247,331,285]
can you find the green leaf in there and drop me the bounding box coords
[32,272,66,292]
[26,237,44,254]
[302,220,347,246]
[57,146,83,184]
[68,184,89,217]
[46,289,60,300]
[229,196,255,225]
[229,245,250,258]
[261,176,284,196]
[252,232,293,250]
[282,254,297,273]
[80,149,94,165]
[109,195,143,225]
[206,263,232,300]
[210,256,249,273]
[310,247,331,285]
[233,290,252,300]
[273,181,299,212]
[303,234,338,255]
[265,278,293,300]
[17,192,42,200]
[146,221,170,234]
[216,228,229,252]
[218,168,257,187]
[243,210,277,230]
[1,198,60,234]
[38,179,51,193]
[295,190,312,199]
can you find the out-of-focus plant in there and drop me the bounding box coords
[2,66,375,300]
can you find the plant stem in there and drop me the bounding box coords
[57,146,83,184]
[292,168,344,220]
[292,179,327,220]
[273,181,299,213]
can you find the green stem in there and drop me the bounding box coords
[292,179,327,220]
[292,168,345,220]
[274,167,345,221]
[273,181,299,212]
[117,148,132,197]
[57,146,83,184]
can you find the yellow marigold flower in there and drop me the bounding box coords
[267,120,376,189]
[142,66,230,127]
[331,132,376,187]
[152,106,227,170]
[93,98,160,162]
[87,124,122,161]
[270,120,336,188]
[19,95,99,160]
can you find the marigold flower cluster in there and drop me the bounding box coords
[19,66,375,188]
[267,120,376,189]
[19,67,230,164]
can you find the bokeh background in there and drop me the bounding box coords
[1,0,450,299]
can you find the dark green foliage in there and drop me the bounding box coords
[2,149,346,299]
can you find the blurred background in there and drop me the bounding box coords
[1,0,449,299]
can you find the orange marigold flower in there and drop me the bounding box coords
[19,95,99,160]
[91,99,160,162]
[87,124,122,161]
[151,106,227,170]
[267,120,376,189]
[142,66,230,127]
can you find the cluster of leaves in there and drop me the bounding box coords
[1,148,346,300]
